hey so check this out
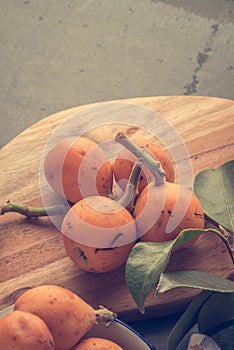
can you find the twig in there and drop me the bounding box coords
[0,200,65,218]
[205,213,233,249]
[115,132,166,186]
[117,159,143,212]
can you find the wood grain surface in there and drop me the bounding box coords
[0,96,234,322]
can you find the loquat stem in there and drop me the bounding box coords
[115,132,166,186]
[0,199,65,218]
[95,305,117,325]
[117,159,143,212]
[205,213,233,248]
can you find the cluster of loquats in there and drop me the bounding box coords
[44,134,204,273]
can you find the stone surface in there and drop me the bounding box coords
[0,0,233,147]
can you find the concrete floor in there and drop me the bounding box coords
[0,0,233,148]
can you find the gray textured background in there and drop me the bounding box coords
[0,0,233,148]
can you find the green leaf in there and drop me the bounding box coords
[197,292,234,336]
[126,228,204,313]
[193,160,234,238]
[156,270,234,296]
[126,228,231,313]
[167,290,234,350]
[162,271,234,349]
[167,290,214,350]
[125,240,173,314]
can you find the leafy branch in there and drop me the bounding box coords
[125,228,234,313]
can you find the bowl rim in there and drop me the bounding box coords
[115,318,157,350]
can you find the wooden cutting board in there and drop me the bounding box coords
[0,96,234,322]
